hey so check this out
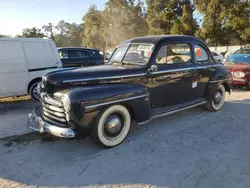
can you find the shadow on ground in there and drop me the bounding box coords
[1,98,250,188]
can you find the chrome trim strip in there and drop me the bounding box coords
[43,95,63,107]
[209,80,226,83]
[44,111,67,122]
[151,67,194,74]
[150,64,222,75]
[43,107,65,118]
[85,94,149,109]
[195,64,223,70]
[63,74,145,83]
[138,101,207,125]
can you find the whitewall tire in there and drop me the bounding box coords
[92,105,131,148]
[206,84,226,112]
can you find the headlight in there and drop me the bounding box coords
[62,94,71,112]
[233,71,245,78]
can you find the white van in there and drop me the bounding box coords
[0,38,62,100]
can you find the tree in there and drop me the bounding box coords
[194,0,228,46]
[42,23,55,40]
[20,27,45,38]
[146,0,197,35]
[83,5,106,52]
[42,21,83,47]
[103,0,148,46]
[194,0,250,46]
[67,23,83,46]
[222,1,250,44]
[171,1,198,35]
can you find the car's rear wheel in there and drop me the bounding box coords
[92,105,131,148]
[29,82,40,101]
[206,84,226,112]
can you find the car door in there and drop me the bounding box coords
[193,44,217,99]
[148,42,196,109]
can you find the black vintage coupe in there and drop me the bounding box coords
[28,35,232,148]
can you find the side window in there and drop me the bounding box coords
[68,50,82,58]
[156,43,192,65]
[59,50,68,59]
[81,50,95,57]
[194,45,209,62]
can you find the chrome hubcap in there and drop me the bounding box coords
[104,114,123,137]
[214,91,222,104]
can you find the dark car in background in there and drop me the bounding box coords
[224,49,250,89]
[58,47,104,68]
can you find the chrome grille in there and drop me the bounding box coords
[40,93,66,124]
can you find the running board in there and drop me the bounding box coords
[138,101,207,125]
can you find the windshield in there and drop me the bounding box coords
[226,55,250,64]
[234,49,250,54]
[109,44,154,65]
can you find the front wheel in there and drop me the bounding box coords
[92,105,131,148]
[29,82,40,101]
[206,84,226,112]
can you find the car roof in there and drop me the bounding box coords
[58,47,99,51]
[120,35,204,46]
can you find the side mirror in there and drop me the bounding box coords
[149,65,158,72]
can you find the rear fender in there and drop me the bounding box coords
[206,67,232,101]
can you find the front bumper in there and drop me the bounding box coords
[232,78,250,86]
[27,107,75,138]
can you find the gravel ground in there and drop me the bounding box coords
[0,98,38,139]
[0,90,250,188]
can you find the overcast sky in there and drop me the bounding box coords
[0,0,106,36]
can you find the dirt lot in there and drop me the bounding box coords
[0,90,250,188]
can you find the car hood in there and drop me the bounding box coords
[224,64,250,72]
[43,64,145,94]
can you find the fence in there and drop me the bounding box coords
[209,45,250,54]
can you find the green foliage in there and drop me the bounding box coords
[42,21,83,47]
[103,0,148,46]
[146,0,197,35]
[194,0,250,46]
[42,23,55,40]
[19,27,45,38]
[83,0,148,53]
[223,1,250,44]
[83,5,106,51]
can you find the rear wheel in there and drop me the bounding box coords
[92,105,131,148]
[206,84,226,112]
[29,82,40,101]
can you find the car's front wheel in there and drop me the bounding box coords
[29,82,40,101]
[206,84,226,112]
[92,105,131,148]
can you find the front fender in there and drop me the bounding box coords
[67,84,151,131]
